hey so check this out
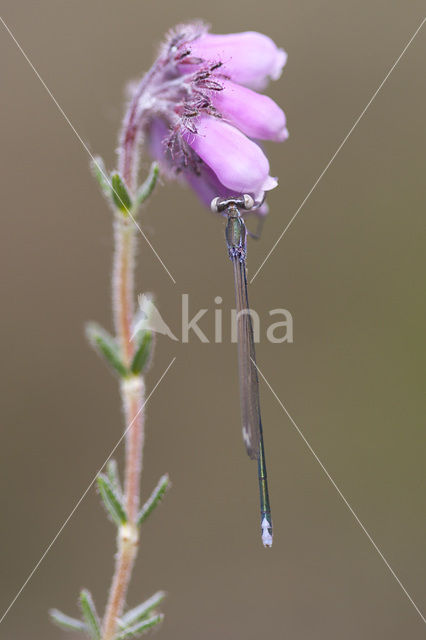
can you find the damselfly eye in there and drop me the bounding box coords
[210,196,220,213]
[243,194,255,210]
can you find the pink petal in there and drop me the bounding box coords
[184,163,235,208]
[211,79,288,142]
[183,116,277,200]
[187,31,287,90]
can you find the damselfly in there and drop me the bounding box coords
[211,194,272,547]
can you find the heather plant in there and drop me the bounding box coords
[49,22,286,639]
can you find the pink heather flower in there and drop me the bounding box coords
[122,23,287,211]
[180,31,287,91]
[183,116,278,200]
[209,79,288,142]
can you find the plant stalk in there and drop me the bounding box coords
[102,212,145,639]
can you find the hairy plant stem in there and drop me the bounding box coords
[102,214,145,640]
[112,218,136,367]
[101,66,162,635]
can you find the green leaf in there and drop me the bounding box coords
[137,474,170,526]
[97,473,128,526]
[111,172,132,214]
[79,590,101,640]
[115,614,163,639]
[120,592,166,627]
[107,459,123,497]
[49,608,88,633]
[86,322,129,378]
[90,156,111,197]
[135,162,159,208]
[130,331,153,375]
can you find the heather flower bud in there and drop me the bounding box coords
[210,79,288,142]
[180,31,287,91]
[183,116,277,200]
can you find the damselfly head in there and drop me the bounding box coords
[210,194,256,214]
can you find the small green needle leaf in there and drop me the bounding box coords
[120,592,166,627]
[130,331,153,375]
[137,474,170,526]
[79,590,101,640]
[135,162,159,208]
[90,156,111,198]
[97,473,128,526]
[49,608,88,633]
[106,459,123,497]
[111,172,132,214]
[115,614,163,639]
[86,322,129,378]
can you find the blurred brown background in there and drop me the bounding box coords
[1,1,425,638]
